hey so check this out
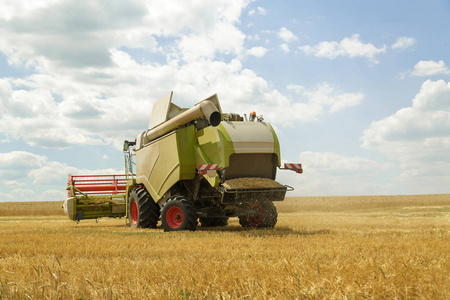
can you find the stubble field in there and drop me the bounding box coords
[0,194,449,299]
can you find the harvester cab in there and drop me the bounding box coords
[63,92,302,231]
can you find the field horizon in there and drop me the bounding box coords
[1,193,449,216]
[0,194,449,299]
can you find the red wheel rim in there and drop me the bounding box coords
[166,206,183,229]
[131,201,138,225]
[247,204,265,226]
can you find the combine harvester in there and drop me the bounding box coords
[63,92,302,231]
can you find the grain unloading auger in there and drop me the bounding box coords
[63,92,302,231]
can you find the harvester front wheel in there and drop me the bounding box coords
[129,187,160,228]
[161,196,198,232]
[239,200,277,228]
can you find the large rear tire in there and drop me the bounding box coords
[128,187,160,228]
[161,196,198,232]
[239,200,277,228]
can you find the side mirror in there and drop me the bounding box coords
[123,140,129,151]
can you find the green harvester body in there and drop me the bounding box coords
[63,92,302,230]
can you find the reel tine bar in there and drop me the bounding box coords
[67,174,128,197]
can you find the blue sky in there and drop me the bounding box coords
[0,0,449,202]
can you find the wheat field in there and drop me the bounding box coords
[0,195,449,299]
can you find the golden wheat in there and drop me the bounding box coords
[0,201,64,217]
[0,195,448,299]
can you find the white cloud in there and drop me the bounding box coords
[0,0,63,21]
[0,151,47,179]
[0,0,153,68]
[0,188,66,202]
[0,1,247,150]
[287,82,363,121]
[38,189,67,201]
[278,151,394,196]
[0,78,111,149]
[247,34,260,41]
[246,46,267,57]
[391,37,416,51]
[277,27,298,43]
[0,56,363,150]
[184,64,363,125]
[280,43,290,53]
[3,180,26,188]
[410,60,450,77]
[362,80,450,193]
[248,6,266,16]
[28,160,119,185]
[0,0,249,68]
[0,150,123,201]
[300,151,388,174]
[0,1,362,159]
[299,34,387,64]
[362,80,450,157]
[177,22,246,62]
[0,188,36,202]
